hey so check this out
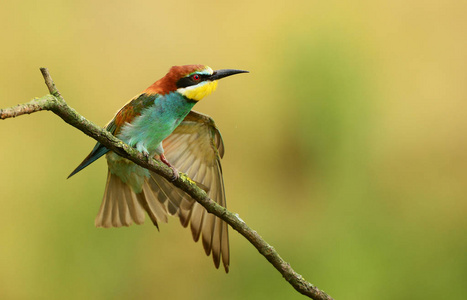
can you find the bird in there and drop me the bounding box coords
[68,65,248,272]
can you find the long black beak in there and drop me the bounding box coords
[210,69,249,81]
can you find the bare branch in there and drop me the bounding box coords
[0,96,55,119]
[40,67,61,96]
[0,68,334,300]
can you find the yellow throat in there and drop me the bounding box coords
[178,80,219,101]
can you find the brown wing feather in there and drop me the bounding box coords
[150,110,230,272]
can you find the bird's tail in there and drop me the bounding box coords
[95,171,169,228]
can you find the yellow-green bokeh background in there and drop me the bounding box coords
[1,1,466,299]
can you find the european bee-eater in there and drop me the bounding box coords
[68,65,248,272]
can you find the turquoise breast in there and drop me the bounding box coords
[117,92,196,156]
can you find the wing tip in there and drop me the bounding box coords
[68,144,110,179]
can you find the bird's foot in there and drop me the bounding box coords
[160,153,179,181]
[168,165,179,181]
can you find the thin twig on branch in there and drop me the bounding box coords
[0,68,334,300]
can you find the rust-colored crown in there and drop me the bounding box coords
[144,65,206,95]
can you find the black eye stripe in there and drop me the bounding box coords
[176,77,193,88]
[176,74,210,88]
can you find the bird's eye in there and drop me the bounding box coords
[192,74,201,81]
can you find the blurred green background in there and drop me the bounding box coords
[1,1,466,299]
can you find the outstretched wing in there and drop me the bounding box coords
[149,110,229,272]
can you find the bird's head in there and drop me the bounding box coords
[144,65,248,101]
